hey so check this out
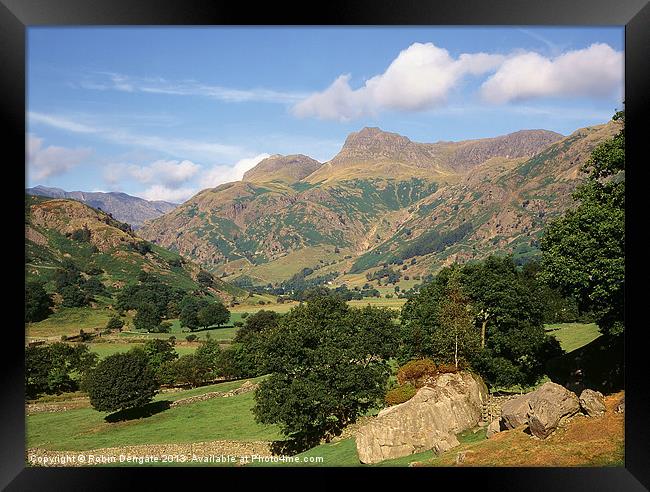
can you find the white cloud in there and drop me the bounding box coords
[80,72,308,104]
[104,159,200,190]
[26,134,92,180]
[292,42,505,121]
[28,111,245,162]
[480,43,623,104]
[128,159,200,188]
[139,185,196,203]
[200,153,270,188]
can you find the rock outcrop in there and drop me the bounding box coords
[579,389,606,417]
[355,371,487,464]
[486,418,502,439]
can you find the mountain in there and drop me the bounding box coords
[243,154,322,184]
[25,195,242,301]
[138,121,618,286]
[305,127,564,183]
[26,186,177,228]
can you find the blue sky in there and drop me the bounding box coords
[27,27,624,202]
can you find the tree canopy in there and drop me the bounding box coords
[540,111,624,336]
[252,296,398,451]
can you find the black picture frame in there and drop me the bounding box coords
[3,0,648,489]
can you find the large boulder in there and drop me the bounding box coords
[579,389,606,417]
[355,371,487,464]
[501,394,534,430]
[527,382,580,439]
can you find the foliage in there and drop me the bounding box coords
[84,350,159,413]
[400,256,562,387]
[252,296,398,450]
[25,343,98,399]
[69,226,91,242]
[385,383,417,406]
[178,295,210,331]
[133,302,162,332]
[197,301,230,329]
[142,339,178,375]
[161,354,212,387]
[234,309,281,343]
[540,111,624,336]
[396,359,437,388]
[105,315,124,331]
[25,281,53,323]
[60,284,91,308]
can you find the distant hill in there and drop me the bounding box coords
[26,186,177,228]
[243,154,322,184]
[137,121,618,286]
[25,195,242,301]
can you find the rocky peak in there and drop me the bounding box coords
[242,154,322,184]
[340,127,413,157]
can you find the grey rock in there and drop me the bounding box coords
[486,418,502,438]
[527,382,580,439]
[501,393,535,430]
[579,389,606,417]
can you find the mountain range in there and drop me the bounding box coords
[26,186,177,228]
[137,120,620,287]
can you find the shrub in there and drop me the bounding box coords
[165,354,212,387]
[437,362,461,374]
[241,312,249,319]
[233,321,244,327]
[106,316,124,331]
[385,383,417,406]
[185,334,198,342]
[397,359,438,387]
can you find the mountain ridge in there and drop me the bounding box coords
[26,186,177,228]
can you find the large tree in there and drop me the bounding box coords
[540,111,624,336]
[84,350,159,413]
[25,281,53,323]
[252,296,397,451]
[197,301,230,329]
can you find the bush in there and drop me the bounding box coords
[233,321,244,327]
[25,281,53,322]
[385,383,417,406]
[106,316,124,331]
[84,350,159,413]
[437,362,461,374]
[397,359,438,387]
[186,334,198,342]
[241,312,249,319]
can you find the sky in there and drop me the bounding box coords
[26,27,624,203]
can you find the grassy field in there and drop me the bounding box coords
[27,377,277,452]
[27,307,116,339]
[88,343,197,359]
[545,322,601,353]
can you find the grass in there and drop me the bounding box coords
[545,322,601,353]
[27,307,115,339]
[27,377,277,452]
[88,343,196,359]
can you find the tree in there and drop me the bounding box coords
[162,354,212,387]
[540,111,624,336]
[142,339,178,375]
[197,301,230,329]
[26,343,98,399]
[233,309,281,343]
[179,295,209,331]
[400,256,561,388]
[133,302,162,332]
[438,272,480,370]
[25,281,53,322]
[197,270,214,288]
[252,296,398,451]
[106,315,124,331]
[60,284,90,308]
[84,350,159,413]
